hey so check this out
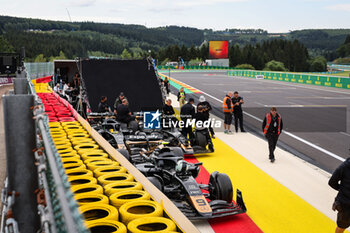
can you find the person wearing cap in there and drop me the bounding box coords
[113,92,128,114]
[262,107,283,163]
[197,95,215,139]
[232,91,245,133]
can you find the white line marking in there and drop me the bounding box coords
[166,74,346,163]
[340,132,350,137]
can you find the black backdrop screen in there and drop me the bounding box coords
[82,59,163,112]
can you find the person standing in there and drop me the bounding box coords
[164,77,170,95]
[328,158,350,233]
[114,92,128,114]
[262,107,283,163]
[198,95,215,138]
[180,98,195,142]
[115,99,134,124]
[177,87,186,108]
[223,92,234,134]
[97,96,111,113]
[232,91,245,132]
[163,99,175,116]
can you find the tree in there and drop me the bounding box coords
[0,36,14,53]
[264,60,288,71]
[235,64,255,70]
[309,56,327,72]
[120,49,132,59]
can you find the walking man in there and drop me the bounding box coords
[223,92,234,134]
[232,91,245,132]
[262,107,283,162]
[329,157,350,233]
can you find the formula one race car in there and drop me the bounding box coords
[117,147,246,219]
[92,116,214,155]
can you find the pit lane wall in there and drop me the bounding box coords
[227,70,350,89]
[157,65,233,70]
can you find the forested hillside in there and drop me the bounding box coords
[0,15,349,67]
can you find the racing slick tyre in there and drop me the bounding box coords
[104,182,143,196]
[119,200,163,224]
[146,177,163,192]
[81,151,109,161]
[86,160,120,171]
[66,169,93,177]
[117,149,131,161]
[75,193,109,206]
[171,147,184,158]
[128,121,138,132]
[127,217,177,233]
[110,190,151,208]
[86,220,127,233]
[209,172,233,203]
[80,204,119,222]
[195,131,207,148]
[98,173,135,186]
[84,157,113,164]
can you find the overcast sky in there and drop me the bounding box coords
[0,0,349,32]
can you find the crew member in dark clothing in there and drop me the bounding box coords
[194,106,213,151]
[180,98,195,142]
[197,95,215,138]
[114,92,128,114]
[262,107,283,163]
[163,99,175,116]
[164,77,170,95]
[97,96,111,113]
[329,158,350,233]
[232,91,245,133]
[115,99,134,123]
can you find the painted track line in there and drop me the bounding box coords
[161,73,346,163]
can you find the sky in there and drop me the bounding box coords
[0,0,349,32]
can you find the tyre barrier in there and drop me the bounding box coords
[110,190,151,209]
[80,204,119,222]
[119,200,163,224]
[35,90,181,232]
[86,220,127,233]
[75,193,109,206]
[94,166,128,177]
[127,217,177,233]
[98,173,134,186]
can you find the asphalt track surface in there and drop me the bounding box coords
[164,71,350,173]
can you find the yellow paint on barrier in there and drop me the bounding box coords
[194,138,348,233]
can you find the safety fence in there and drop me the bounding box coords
[157,65,234,70]
[25,62,54,80]
[227,70,350,89]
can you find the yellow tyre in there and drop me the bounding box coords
[80,204,119,222]
[71,139,96,146]
[64,164,86,171]
[78,149,105,156]
[86,220,127,233]
[50,132,67,137]
[63,125,84,131]
[65,129,88,134]
[49,122,62,127]
[87,161,120,171]
[56,144,73,151]
[98,173,134,186]
[74,143,99,152]
[51,134,67,140]
[110,190,151,209]
[54,140,72,147]
[81,151,109,161]
[104,182,143,196]
[68,134,90,140]
[119,200,163,224]
[127,217,177,233]
[75,193,109,206]
[68,175,97,186]
[66,169,93,177]
[50,128,66,134]
[85,157,112,164]
[60,153,80,160]
[61,121,80,126]
[94,166,127,178]
[57,147,75,155]
[61,158,84,169]
[71,184,103,195]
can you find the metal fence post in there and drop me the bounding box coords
[13,78,28,94]
[3,94,40,233]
